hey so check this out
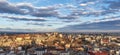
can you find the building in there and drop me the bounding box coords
[88,51,109,55]
[59,51,70,55]
[35,47,47,55]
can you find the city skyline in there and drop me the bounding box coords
[0,0,120,32]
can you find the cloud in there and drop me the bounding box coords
[0,28,35,32]
[74,0,96,4]
[0,1,79,20]
[71,9,119,17]
[109,2,120,9]
[102,15,120,20]
[62,19,81,23]
[70,0,120,17]
[65,4,77,8]
[105,0,120,9]
[58,19,120,32]
[0,0,119,18]
[0,0,59,17]
[27,23,45,26]
[27,23,52,26]
[31,10,59,17]
[0,0,24,14]
[80,3,87,6]
[58,15,79,19]
[0,0,120,32]
[79,2,95,6]
[0,0,83,20]
[62,20,75,23]
[91,15,120,23]
[0,15,46,22]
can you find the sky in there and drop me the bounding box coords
[0,0,120,32]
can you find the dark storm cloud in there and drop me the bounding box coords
[1,16,46,22]
[58,20,120,31]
